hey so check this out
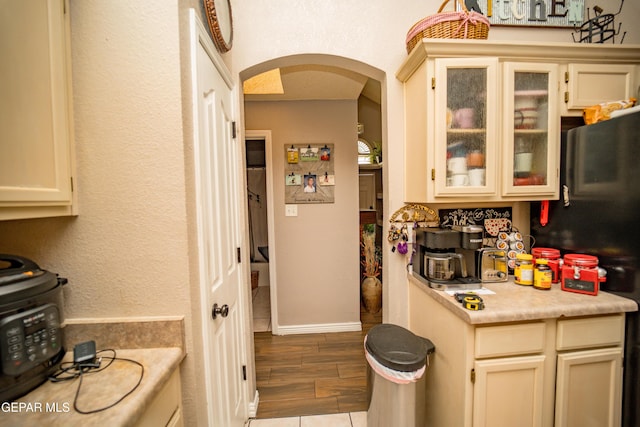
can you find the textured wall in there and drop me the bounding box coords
[245,100,360,329]
[0,0,198,423]
[0,0,191,318]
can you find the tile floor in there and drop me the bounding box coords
[246,411,366,427]
[252,286,272,332]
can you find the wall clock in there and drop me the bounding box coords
[203,0,233,53]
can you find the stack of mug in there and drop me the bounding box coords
[446,107,486,187]
[447,147,485,187]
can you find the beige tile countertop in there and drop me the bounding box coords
[0,347,183,427]
[409,273,638,325]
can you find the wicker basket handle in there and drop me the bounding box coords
[437,0,469,13]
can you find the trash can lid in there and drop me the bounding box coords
[365,324,435,372]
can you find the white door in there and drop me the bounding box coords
[358,173,376,210]
[192,13,246,427]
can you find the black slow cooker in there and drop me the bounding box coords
[0,255,67,402]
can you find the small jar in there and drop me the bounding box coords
[532,247,562,283]
[534,259,552,290]
[514,253,534,286]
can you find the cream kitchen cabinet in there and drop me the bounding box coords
[472,322,549,427]
[563,63,639,114]
[135,369,184,427]
[398,40,640,204]
[554,316,625,427]
[0,0,76,221]
[502,62,560,198]
[407,276,634,427]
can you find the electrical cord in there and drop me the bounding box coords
[48,348,144,414]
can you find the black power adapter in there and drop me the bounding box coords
[73,340,99,367]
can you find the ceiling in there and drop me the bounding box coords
[243,64,381,104]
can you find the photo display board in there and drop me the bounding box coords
[284,144,335,204]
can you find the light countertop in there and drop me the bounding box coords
[0,347,183,427]
[409,273,638,325]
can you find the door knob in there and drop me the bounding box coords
[212,303,229,319]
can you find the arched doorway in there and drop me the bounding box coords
[240,55,386,334]
[240,55,387,418]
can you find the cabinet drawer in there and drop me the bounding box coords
[475,322,545,359]
[556,315,624,351]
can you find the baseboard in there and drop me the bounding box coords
[248,390,259,418]
[275,321,362,335]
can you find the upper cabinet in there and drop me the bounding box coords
[398,40,640,204]
[502,62,560,197]
[434,58,499,198]
[0,0,76,220]
[563,63,637,113]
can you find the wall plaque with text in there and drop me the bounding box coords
[472,0,584,28]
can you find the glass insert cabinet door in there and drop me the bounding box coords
[433,58,498,196]
[503,62,560,197]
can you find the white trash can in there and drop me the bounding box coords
[365,324,435,427]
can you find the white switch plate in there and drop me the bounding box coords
[285,204,298,216]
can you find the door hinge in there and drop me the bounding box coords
[431,168,435,181]
[471,368,476,384]
[237,247,241,263]
[242,365,247,381]
[564,71,569,83]
[70,177,74,192]
[564,91,569,103]
[232,121,237,139]
[431,77,436,90]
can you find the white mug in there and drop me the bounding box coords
[447,157,468,174]
[449,173,469,186]
[514,152,533,173]
[468,168,485,186]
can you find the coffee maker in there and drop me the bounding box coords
[414,228,481,290]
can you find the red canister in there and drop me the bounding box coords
[532,247,562,283]
[561,254,606,296]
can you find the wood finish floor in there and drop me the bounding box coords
[254,307,382,419]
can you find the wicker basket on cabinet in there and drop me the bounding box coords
[406,0,490,53]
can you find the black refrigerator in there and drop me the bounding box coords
[531,111,640,427]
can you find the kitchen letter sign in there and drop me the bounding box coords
[473,0,584,27]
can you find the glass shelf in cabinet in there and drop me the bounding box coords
[447,129,485,134]
[513,129,548,135]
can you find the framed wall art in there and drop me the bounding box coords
[284,144,335,204]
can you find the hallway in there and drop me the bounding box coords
[252,289,381,419]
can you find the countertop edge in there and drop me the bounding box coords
[409,273,638,325]
[1,347,184,427]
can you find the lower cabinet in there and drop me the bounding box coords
[135,369,183,427]
[555,348,622,427]
[554,316,624,427]
[473,355,545,427]
[408,282,626,427]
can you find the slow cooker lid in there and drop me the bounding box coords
[0,255,61,303]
